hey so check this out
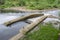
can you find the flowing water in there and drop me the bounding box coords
[0,10,60,40]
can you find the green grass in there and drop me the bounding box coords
[0,0,60,9]
[20,23,59,40]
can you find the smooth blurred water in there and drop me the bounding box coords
[0,10,60,40]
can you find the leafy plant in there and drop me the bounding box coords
[20,23,59,40]
[0,0,60,9]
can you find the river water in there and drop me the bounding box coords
[0,10,60,40]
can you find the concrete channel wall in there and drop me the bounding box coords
[9,15,48,40]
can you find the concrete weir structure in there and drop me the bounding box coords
[0,10,60,40]
[1,13,59,40]
[2,13,58,40]
[0,9,60,40]
[10,14,59,40]
[3,14,44,26]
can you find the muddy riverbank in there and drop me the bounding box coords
[0,7,60,13]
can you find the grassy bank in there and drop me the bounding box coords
[0,0,60,10]
[20,23,59,40]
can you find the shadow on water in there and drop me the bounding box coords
[0,22,28,40]
[0,9,60,40]
[0,9,25,13]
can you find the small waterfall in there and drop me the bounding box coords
[0,10,60,40]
